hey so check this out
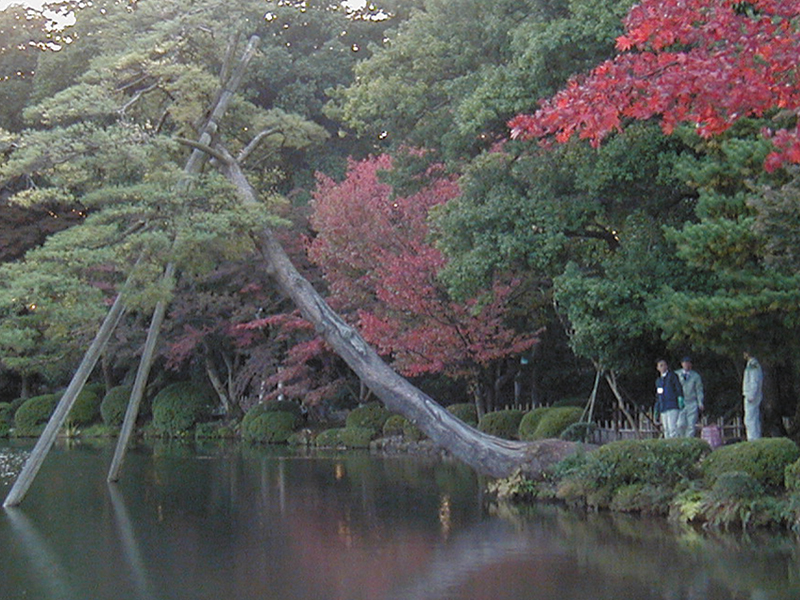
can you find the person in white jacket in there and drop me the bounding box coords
[742,351,764,440]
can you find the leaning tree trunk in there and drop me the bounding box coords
[213,148,575,478]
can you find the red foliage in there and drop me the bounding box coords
[309,155,537,379]
[508,0,800,171]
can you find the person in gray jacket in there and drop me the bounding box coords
[742,350,764,440]
[676,356,704,437]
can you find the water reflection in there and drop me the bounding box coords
[0,441,798,600]
[107,484,160,600]
[5,508,79,600]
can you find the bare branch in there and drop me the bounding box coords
[174,137,231,164]
[237,126,283,163]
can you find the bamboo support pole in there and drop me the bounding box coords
[4,290,128,507]
[107,262,175,482]
[106,35,259,482]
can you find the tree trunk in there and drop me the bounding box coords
[204,352,231,415]
[213,150,574,478]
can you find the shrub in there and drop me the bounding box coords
[346,402,391,430]
[533,407,583,440]
[702,438,800,489]
[558,438,711,508]
[518,407,552,441]
[383,414,406,436]
[785,457,800,492]
[446,403,478,426]
[84,382,107,399]
[339,426,377,448]
[711,471,764,502]
[100,386,133,427]
[383,414,425,441]
[151,382,216,436]
[15,393,59,430]
[560,421,597,443]
[610,483,674,515]
[315,427,344,447]
[262,400,304,420]
[0,402,13,426]
[67,389,101,426]
[478,409,525,440]
[242,411,300,443]
[195,422,235,440]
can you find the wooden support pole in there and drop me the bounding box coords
[108,36,258,482]
[4,290,128,507]
[107,262,175,483]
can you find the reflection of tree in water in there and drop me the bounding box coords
[493,502,800,600]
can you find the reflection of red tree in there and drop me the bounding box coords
[509,0,800,171]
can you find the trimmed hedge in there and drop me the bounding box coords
[478,409,525,440]
[518,407,552,441]
[339,426,376,448]
[242,411,300,443]
[0,402,13,426]
[702,438,800,489]
[15,393,59,430]
[67,389,101,426]
[315,427,344,447]
[785,457,800,492]
[533,407,583,440]
[446,403,478,427]
[382,414,424,441]
[346,402,391,431]
[100,386,133,427]
[151,382,216,436]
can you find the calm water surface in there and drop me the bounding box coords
[0,440,798,600]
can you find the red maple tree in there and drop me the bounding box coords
[508,0,800,171]
[308,154,537,382]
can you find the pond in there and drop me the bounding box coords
[0,439,798,600]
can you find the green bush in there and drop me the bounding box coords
[84,382,107,399]
[382,414,425,441]
[241,401,303,433]
[151,382,216,436]
[100,386,133,427]
[785,457,800,492]
[533,407,583,440]
[242,411,300,443]
[478,409,525,440]
[195,422,235,440]
[15,393,59,430]
[518,407,552,441]
[711,471,764,502]
[610,483,674,515]
[0,402,13,426]
[383,414,406,436]
[702,438,800,489]
[339,426,377,448]
[558,438,711,508]
[552,396,587,408]
[346,402,391,430]
[315,427,344,447]
[262,400,304,419]
[446,403,478,426]
[67,389,101,426]
[560,421,597,443]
